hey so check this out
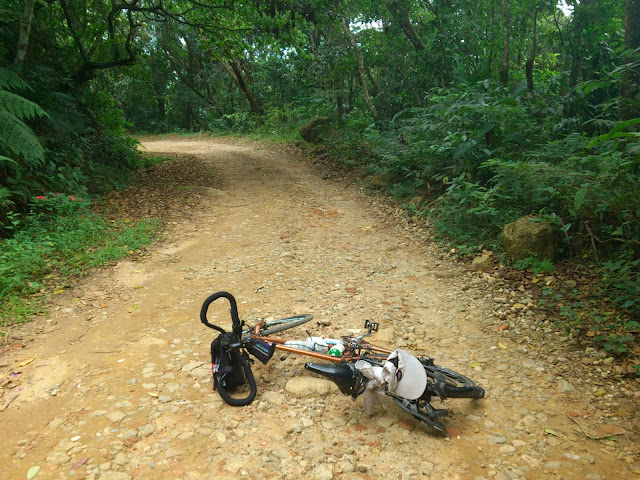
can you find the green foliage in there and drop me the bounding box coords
[0,196,158,325]
[0,68,48,167]
[514,257,555,275]
[595,333,635,355]
[430,174,520,254]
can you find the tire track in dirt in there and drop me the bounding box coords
[0,136,637,480]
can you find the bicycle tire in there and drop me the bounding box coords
[244,314,313,337]
[425,365,484,399]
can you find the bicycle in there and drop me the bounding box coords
[200,291,485,432]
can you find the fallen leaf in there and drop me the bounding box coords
[467,362,482,368]
[18,358,35,367]
[513,303,527,309]
[544,429,559,436]
[27,466,40,479]
[71,457,89,470]
[593,389,606,397]
[53,289,65,295]
[498,325,509,332]
[531,277,540,284]
[148,392,159,397]
[498,342,508,350]
[595,424,624,436]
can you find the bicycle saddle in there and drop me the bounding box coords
[304,362,363,397]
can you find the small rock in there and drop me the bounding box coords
[557,379,574,393]
[138,424,154,436]
[98,472,132,480]
[106,411,127,423]
[544,461,562,470]
[112,452,128,466]
[46,451,70,466]
[311,465,333,480]
[471,255,493,271]
[165,448,183,459]
[499,445,516,454]
[284,377,337,398]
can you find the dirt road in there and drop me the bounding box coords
[1,137,638,480]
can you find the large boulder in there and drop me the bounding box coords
[502,216,562,262]
[300,116,333,144]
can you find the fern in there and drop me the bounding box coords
[0,91,47,120]
[0,69,31,93]
[0,112,45,165]
[0,68,48,166]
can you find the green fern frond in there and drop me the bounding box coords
[0,68,31,93]
[0,91,49,121]
[0,111,45,166]
[0,155,18,165]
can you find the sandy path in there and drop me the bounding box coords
[0,137,637,480]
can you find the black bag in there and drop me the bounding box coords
[210,333,246,391]
[246,337,276,364]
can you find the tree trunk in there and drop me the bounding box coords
[620,0,640,120]
[14,0,36,71]
[219,58,262,123]
[499,0,510,86]
[385,0,426,51]
[340,17,378,119]
[526,9,538,91]
[568,0,596,88]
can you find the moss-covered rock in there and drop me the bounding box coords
[299,116,333,144]
[502,216,561,262]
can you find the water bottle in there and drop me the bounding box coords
[306,337,329,353]
[284,339,317,351]
[328,342,345,357]
[284,337,329,353]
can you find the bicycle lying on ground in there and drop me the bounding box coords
[200,291,485,432]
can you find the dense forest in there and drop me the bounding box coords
[0,1,639,367]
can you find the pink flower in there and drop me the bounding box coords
[36,196,46,200]
[70,196,75,201]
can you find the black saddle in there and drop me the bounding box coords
[304,362,364,398]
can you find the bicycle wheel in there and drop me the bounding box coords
[244,314,313,337]
[424,365,485,399]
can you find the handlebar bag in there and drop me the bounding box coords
[211,333,246,390]
[246,337,276,364]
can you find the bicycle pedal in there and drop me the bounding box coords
[431,408,449,418]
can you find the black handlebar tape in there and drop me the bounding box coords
[200,291,242,334]
[216,356,258,406]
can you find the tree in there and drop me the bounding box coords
[340,16,377,119]
[14,0,35,71]
[620,0,640,120]
[499,0,510,86]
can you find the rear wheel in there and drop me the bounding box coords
[244,314,313,337]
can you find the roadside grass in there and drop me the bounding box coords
[0,194,159,328]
